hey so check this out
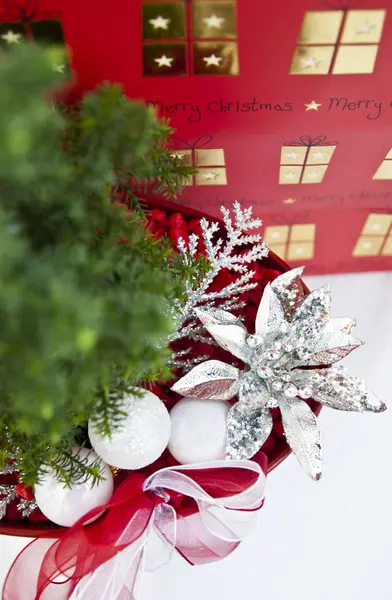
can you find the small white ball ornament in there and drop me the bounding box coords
[88,388,171,470]
[168,397,230,464]
[34,448,114,528]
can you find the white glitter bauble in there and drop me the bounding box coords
[88,388,171,470]
[34,448,113,527]
[168,398,230,464]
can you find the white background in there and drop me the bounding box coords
[1,271,392,599]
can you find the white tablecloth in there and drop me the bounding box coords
[1,271,392,600]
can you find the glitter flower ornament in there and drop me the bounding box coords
[172,267,386,479]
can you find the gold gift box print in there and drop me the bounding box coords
[290,9,386,75]
[373,148,392,180]
[142,1,239,76]
[353,214,392,257]
[279,142,336,185]
[264,224,316,261]
[170,141,227,186]
[0,20,70,77]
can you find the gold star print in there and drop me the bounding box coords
[204,171,219,180]
[170,152,184,160]
[203,54,222,67]
[305,100,322,111]
[307,171,320,180]
[286,152,300,160]
[283,172,297,181]
[154,55,174,68]
[283,198,296,204]
[2,30,21,44]
[149,15,170,30]
[203,15,225,29]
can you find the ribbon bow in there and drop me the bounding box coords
[170,135,213,151]
[283,135,337,147]
[3,458,267,600]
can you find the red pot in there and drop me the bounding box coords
[0,196,321,539]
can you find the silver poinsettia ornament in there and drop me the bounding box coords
[172,267,386,480]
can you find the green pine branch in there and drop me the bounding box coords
[0,45,203,487]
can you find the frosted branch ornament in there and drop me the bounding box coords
[170,201,268,370]
[172,267,386,480]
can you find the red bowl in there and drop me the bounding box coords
[0,197,320,538]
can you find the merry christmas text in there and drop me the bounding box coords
[145,98,293,122]
[328,97,383,120]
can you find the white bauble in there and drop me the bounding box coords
[88,388,171,470]
[34,448,113,527]
[168,397,230,464]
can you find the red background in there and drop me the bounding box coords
[2,0,392,274]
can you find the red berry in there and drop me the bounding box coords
[169,213,184,228]
[187,219,201,232]
[169,227,188,246]
[151,209,167,223]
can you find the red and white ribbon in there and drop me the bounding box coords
[2,458,267,600]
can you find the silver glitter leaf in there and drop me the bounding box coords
[301,333,362,366]
[255,284,287,341]
[172,360,240,400]
[226,404,273,460]
[280,396,322,480]
[195,307,245,328]
[239,370,274,411]
[271,266,305,321]
[198,322,250,363]
[292,366,386,413]
[293,285,331,328]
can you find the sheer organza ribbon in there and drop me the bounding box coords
[2,457,267,600]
